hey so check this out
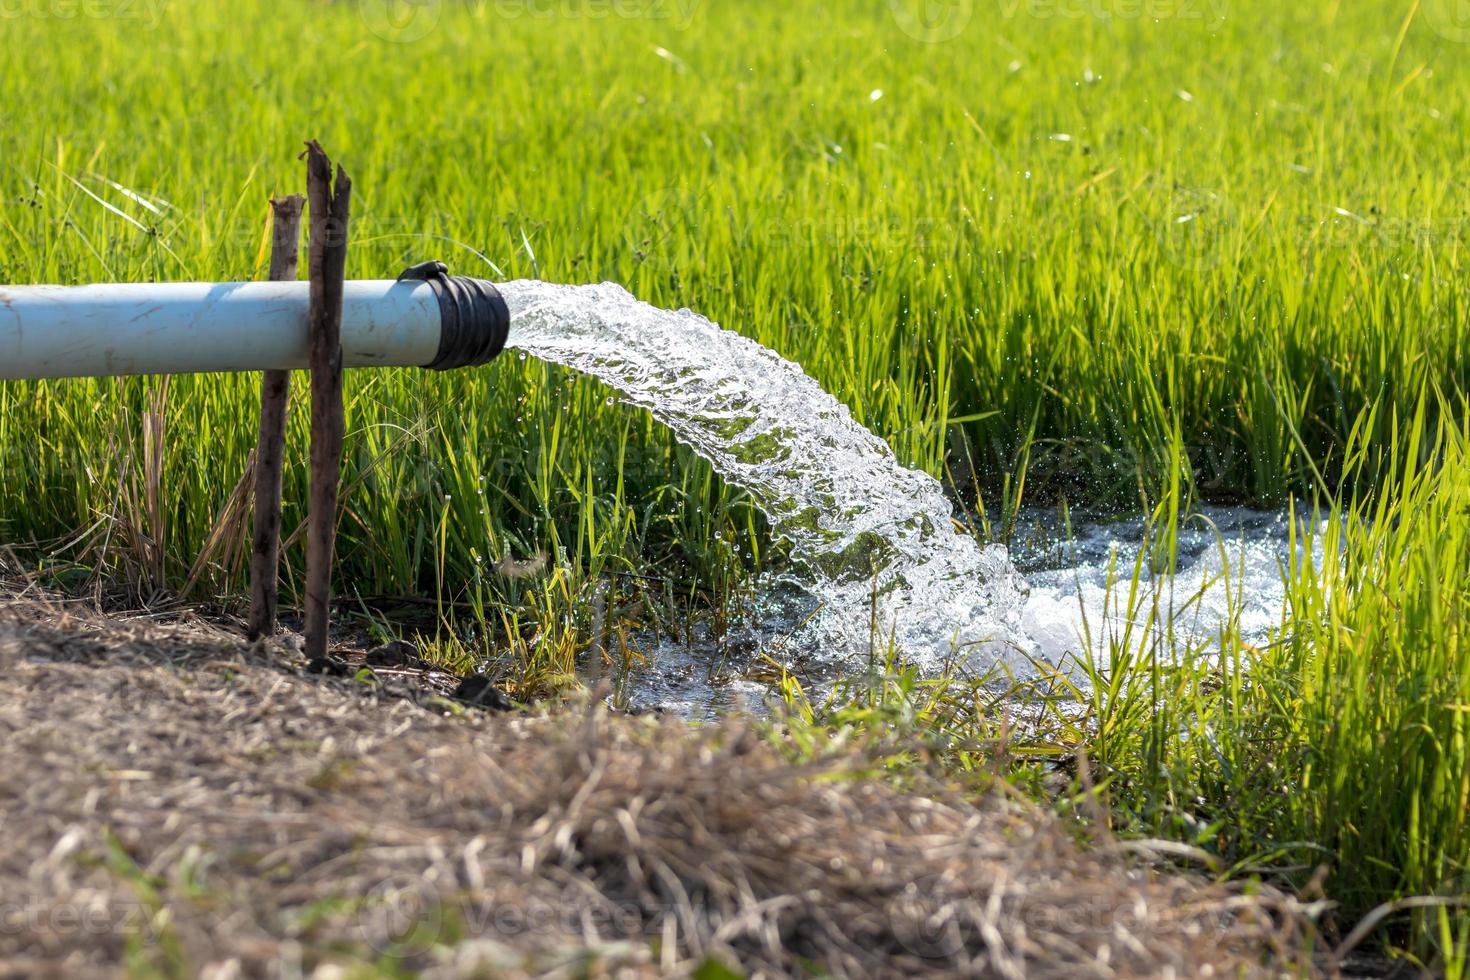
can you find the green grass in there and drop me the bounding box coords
[1072,397,1470,969]
[790,397,1470,970]
[2,0,1469,966]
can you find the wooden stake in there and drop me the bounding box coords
[247,193,304,641]
[302,141,351,661]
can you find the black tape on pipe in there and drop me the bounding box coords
[397,260,511,370]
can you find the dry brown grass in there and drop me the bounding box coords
[0,574,1324,978]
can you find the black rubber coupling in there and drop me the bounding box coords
[397,260,510,370]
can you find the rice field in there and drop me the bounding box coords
[2,0,1468,969]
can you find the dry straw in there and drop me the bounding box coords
[0,577,1320,978]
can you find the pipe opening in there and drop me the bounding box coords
[398,260,510,371]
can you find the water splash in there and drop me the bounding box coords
[1011,507,1315,672]
[618,508,1312,716]
[500,280,1030,673]
[501,283,1315,696]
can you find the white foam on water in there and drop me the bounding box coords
[1010,508,1318,679]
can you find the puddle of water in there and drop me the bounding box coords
[611,508,1321,716]
[1011,507,1319,676]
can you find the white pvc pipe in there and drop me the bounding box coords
[0,280,444,380]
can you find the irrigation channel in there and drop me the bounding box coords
[500,281,1320,715]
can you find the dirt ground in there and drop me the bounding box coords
[0,572,1326,979]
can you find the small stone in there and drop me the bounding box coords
[305,656,351,678]
[365,639,421,668]
[274,632,306,654]
[451,676,517,712]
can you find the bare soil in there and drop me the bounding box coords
[0,573,1323,978]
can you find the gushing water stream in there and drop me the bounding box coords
[500,281,1304,708]
[502,280,1030,672]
